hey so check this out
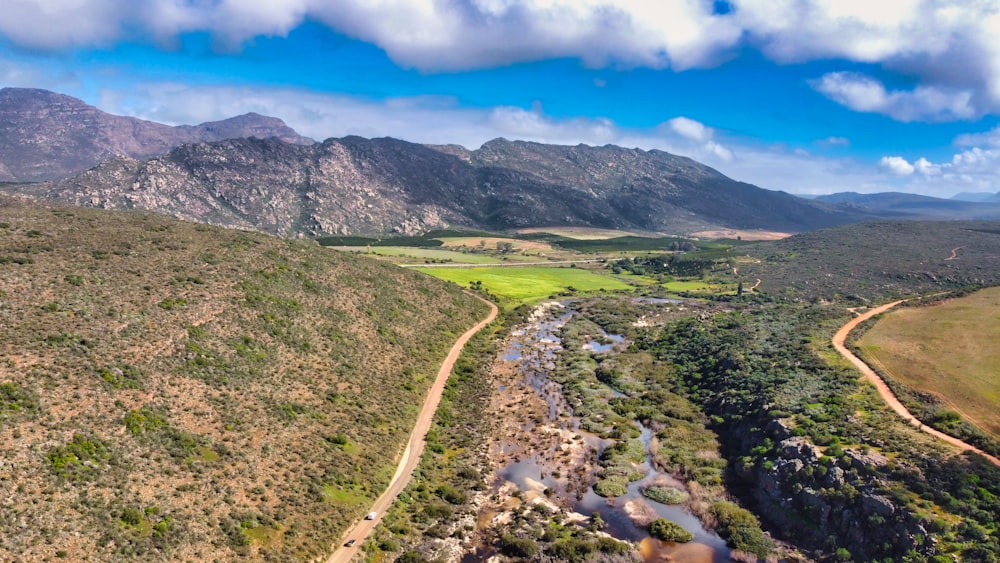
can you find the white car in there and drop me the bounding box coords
[365,511,377,520]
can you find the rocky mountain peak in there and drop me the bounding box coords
[0,88,313,182]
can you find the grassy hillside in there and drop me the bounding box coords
[0,198,488,561]
[736,220,1000,302]
[859,287,1000,439]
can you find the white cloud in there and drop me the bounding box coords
[817,136,851,147]
[955,125,1000,147]
[4,1,1000,122]
[880,155,916,175]
[811,72,976,122]
[913,157,940,176]
[666,116,711,142]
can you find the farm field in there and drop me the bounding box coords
[858,286,1000,439]
[415,265,633,304]
[326,246,516,264]
[515,226,654,239]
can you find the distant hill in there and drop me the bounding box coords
[8,135,867,237]
[0,87,313,182]
[736,219,1000,302]
[0,196,487,561]
[814,191,1000,220]
[952,191,1000,203]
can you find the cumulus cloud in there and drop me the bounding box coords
[5,1,1000,121]
[955,125,1000,147]
[811,72,977,122]
[873,129,1000,195]
[880,155,916,175]
[666,116,712,142]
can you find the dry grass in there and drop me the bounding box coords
[0,198,487,561]
[858,287,1000,438]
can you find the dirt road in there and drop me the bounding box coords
[832,300,1000,468]
[323,297,499,563]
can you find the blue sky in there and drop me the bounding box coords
[3,1,1000,197]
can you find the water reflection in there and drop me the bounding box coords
[490,301,731,563]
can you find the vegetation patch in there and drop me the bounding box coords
[648,518,694,543]
[46,433,113,481]
[642,485,689,505]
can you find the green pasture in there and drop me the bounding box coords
[328,246,502,264]
[416,266,633,304]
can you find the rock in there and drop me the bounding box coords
[779,437,822,461]
[823,466,846,489]
[861,494,895,517]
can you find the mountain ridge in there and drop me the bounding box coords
[11,134,869,236]
[0,87,313,182]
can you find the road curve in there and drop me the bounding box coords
[323,296,499,563]
[832,300,1000,468]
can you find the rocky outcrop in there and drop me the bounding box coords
[0,88,312,182]
[10,134,868,237]
[735,419,932,561]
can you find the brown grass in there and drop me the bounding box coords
[858,287,1000,438]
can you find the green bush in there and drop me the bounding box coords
[499,534,538,558]
[709,501,772,559]
[46,434,112,480]
[649,518,694,542]
[593,475,629,497]
[642,485,689,505]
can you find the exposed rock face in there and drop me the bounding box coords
[0,88,312,182]
[736,419,933,561]
[15,135,865,236]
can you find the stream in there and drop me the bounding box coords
[486,301,731,563]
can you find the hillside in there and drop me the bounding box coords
[11,135,867,237]
[0,196,488,561]
[0,88,312,182]
[735,220,1000,302]
[815,191,1000,220]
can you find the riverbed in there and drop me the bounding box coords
[479,300,731,563]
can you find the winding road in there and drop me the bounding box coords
[832,300,1000,468]
[323,297,499,563]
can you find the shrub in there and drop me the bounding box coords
[436,484,467,505]
[642,485,689,505]
[499,534,538,558]
[709,501,772,559]
[46,434,112,480]
[649,518,694,542]
[593,475,629,498]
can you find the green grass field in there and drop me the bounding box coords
[858,286,1000,438]
[416,266,633,303]
[329,246,503,263]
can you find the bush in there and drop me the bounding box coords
[436,484,467,505]
[593,475,629,498]
[709,501,772,559]
[649,518,694,542]
[499,534,539,558]
[642,485,689,505]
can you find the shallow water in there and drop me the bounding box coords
[490,302,730,563]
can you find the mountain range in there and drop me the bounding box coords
[4,87,998,237]
[14,134,869,236]
[814,191,1000,221]
[0,87,311,182]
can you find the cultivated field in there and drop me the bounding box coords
[416,265,633,304]
[858,287,1000,438]
[515,226,653,239]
